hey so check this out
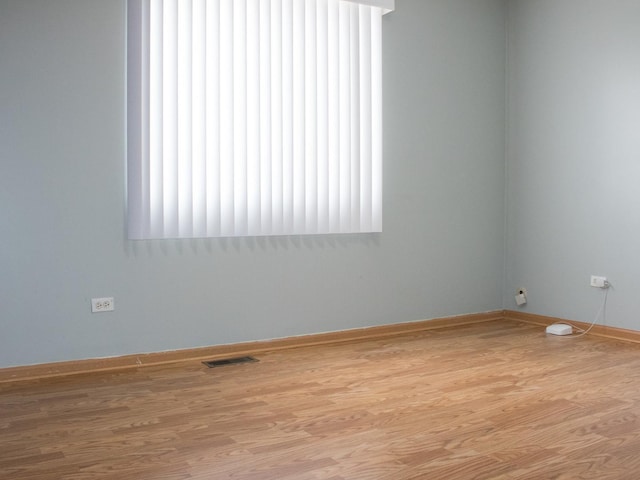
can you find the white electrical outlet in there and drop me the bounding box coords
[590,276,608,289]
[91,297,115,313]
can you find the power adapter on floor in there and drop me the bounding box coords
[546,323,573,336]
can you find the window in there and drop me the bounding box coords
[127,0,393,239]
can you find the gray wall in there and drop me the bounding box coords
[0,0,506,368]
[505,0,640,328]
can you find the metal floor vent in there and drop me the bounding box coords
[202,356,258,368]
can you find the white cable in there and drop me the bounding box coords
[564,284,610,338]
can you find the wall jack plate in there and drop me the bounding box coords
[91,297,114,313]
[515,287,527,306]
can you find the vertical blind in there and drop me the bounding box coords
[128,0,393,239]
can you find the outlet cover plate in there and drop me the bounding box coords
[91,297,114,313]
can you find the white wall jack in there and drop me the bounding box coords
[590,276,609,289]
[91,297,115,313]
[515,288,527,306]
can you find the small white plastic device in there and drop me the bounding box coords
[546,323,572,336]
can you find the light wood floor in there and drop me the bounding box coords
[3,319,640,479]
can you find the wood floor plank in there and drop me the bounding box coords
[4,319,640,479]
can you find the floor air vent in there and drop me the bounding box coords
[202,356,258,368]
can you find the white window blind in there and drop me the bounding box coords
[127,0,393,239]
